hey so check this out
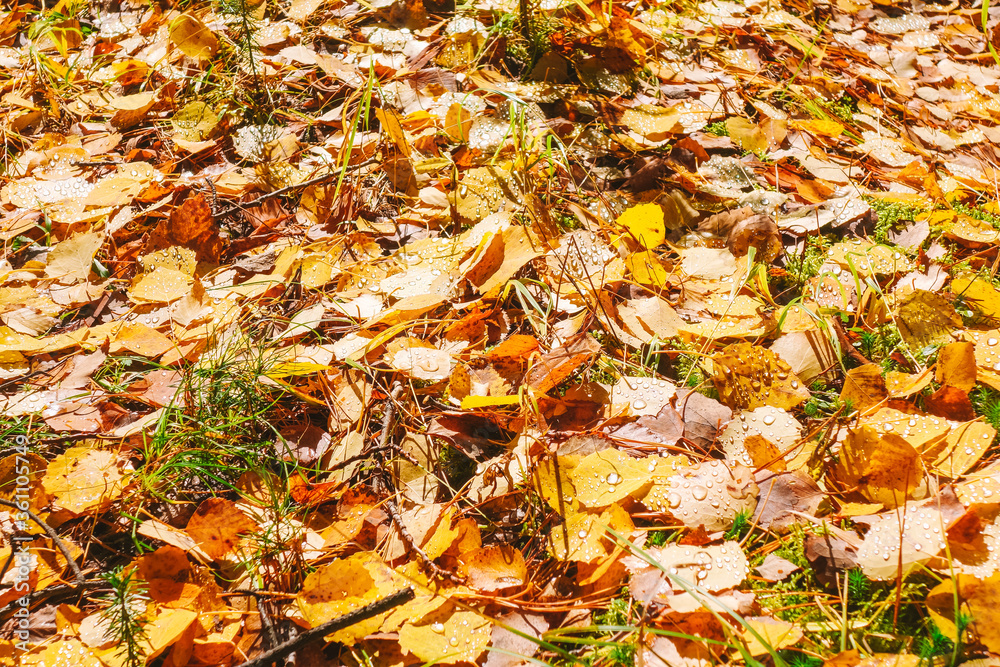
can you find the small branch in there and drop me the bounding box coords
[373,384,464,585]
[830,317,871,367]
[0,498,86,585]
[216,158,378,217]
[234,587,414,667]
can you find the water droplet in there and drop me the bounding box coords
[762,415,775,426]
[632,399,647,410]
[989,338,998,347]
[607,472,620,485]
[691,485,708,501]
[667,492,682,508]
[432,623,445,634]
[449,637,459,647]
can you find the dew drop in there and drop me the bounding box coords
[691,485,708,501]
[432,623,445,634]
[762,414,775,426]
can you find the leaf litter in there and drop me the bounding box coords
[6,0,1000,664]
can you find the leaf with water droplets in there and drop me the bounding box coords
[548,503,634,562]
[625,541,749,592]
[41,448,125,516]
[298,552,404,645]
[832,424,926,509]
[388,345,453,381]
[569,448,653,507]
[711,342,809,410]
[965,329,1000,392]
[548,230,624,294]
[857,504,945,580]
[398,603,492,664]
[895,289,962,350]
[718,406,804,470]
[606,375,677,417]
[641,460,758,531]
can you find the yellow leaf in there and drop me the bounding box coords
[109,322,173,358]
[936,341,976,391]
[726,117,768,154]
[626,250,669,286]
[712,343,809,410]
[41,448,125,516]
[460,394,520,409]
[460,545,527,591]
[791,119,845,138]
[743,617,804,656]
[398,604,492,664]
[43,230,103,283]
[130,267,195,303]
[169,13,219,59]
[298,552,406,645]
[569,449,653,507]
[617,203,665,249]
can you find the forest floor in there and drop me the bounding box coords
[2,0,1000,665]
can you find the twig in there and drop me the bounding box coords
[0,498,85,585]
[215,158,378,217]
[234,587,414,667]
[0,581,104,620]
[253,592,281,650]
[374,384,464,585]
[830,317,871,366]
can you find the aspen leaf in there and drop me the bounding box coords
[742,617,804,656]
[857,504,945,579]
[169,14,219,59]
[833,424,925,508]
[297,552,405,644]
[398,604,492,664]
[617,203,665,249]
[184,498,256,560]
[641,460,757,531]
[460,545,527,591]
[626,250,669,286]
[41,448,125,516]
[569,448,654,507]
[712,342,809,410]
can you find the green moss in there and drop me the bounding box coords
[782,234,836,289]
[703,120,729,136]
[863,197,924,244]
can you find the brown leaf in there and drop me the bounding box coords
[147,192,222,263]
[752,471,824,532]
[840,363,888,411]
[676,389,732,450]
[726,214,782,263]
[185,498,257,560]
[804,534,858,585]
[527,333,601,394]
[755,553,800,582]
